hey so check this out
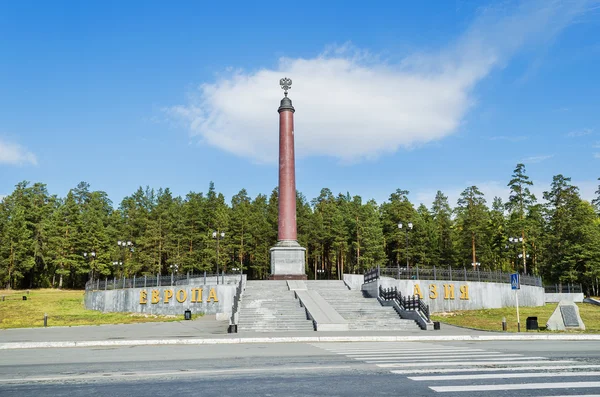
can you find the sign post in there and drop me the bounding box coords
[511,273,521,332]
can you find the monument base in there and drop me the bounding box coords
[270,240,306,278]
[268,274,308,280]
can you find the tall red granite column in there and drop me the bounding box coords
[269,78,306,279]
[277,87,297,242]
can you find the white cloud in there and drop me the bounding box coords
[168,0,593,163]
[594,152,600,159]
[0,139,37,166]
[521,155,554,164]
[567,128,593,137]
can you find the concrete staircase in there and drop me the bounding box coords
[237,280,315,332]
[305,280,420,331]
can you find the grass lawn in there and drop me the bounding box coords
[431,303,600,333]
[0,289,198,329]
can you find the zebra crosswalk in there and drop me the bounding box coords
[313,342,600,395]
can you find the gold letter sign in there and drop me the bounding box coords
[460,285,469,300]
[429,284,438,299]
[207,288,219,303]
[413,284,423,299]
[140,290,147,304]
[151,290,160,304]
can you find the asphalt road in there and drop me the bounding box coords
[1,341,600,396]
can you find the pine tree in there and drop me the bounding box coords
[431,191,454,267]
[506,164,536,273]
[230,189,252,274]
[0,190,32,288]
[592,177,600,215]
[455,186,489,269]
[542,174,581,284]
[380,189,416,269]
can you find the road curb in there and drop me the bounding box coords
[1,334,600,350]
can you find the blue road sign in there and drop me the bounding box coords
[511,273,520,290]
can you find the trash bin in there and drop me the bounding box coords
[22,296,27,301]
[433,321,441,330]
[184,310,192,320]
[526,316,538,330]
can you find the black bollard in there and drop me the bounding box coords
[44,313,48,327]
[502,317,507,331]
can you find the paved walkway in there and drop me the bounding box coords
[3,316,599,349]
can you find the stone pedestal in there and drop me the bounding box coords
[269,240,306,280]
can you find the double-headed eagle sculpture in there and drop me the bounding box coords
[280,77,292,96]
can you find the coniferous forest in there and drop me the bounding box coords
[1,164,600,295]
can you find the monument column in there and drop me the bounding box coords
[269,78,306,280]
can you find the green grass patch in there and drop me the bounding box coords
[431,303,600,333]
[0,289,200,329]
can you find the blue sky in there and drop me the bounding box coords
[1,0,599,207]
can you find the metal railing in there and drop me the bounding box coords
[229,277,245,332]
[364,267,380,284]
[544,284,583,293]
[365,266,542,287]
[85,271,242,291]
[379,286,430,322]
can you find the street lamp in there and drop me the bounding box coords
[212,231,225,284]
[316,268,325,279]
[170,264,179,285]
[518,253,530,273]
[398,222,413,276]
[112,261,123,278]
[117,240,134,276]
[472,262,481,271]
[83,251,96,280]
[508,237,522,272]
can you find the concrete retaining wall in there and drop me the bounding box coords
[84,284,236,317]
[373,277,545,313]
[343,274,364,290]
[545,293,584,303]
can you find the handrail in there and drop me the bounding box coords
[230,276,244,328]
[364,267,380,284]
[85,271,241,291]
[376,266,542,287]
[379,285,430,322]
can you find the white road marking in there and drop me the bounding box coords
[0,365,352,383]
[431,381,600,392]
[409,371,600,381]
[346,350,493,356]
[391,364,600,374]
[355,353,520,360]
[542,395,600,397]
[324,348,476,353]
[366,355,542,363]
[376,360,571,368]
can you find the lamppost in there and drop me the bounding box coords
[508,237,522,272]
[398,222,413,276]
[170,264,179,286]
[112,261,123,278]
[212,231,225,283]
[316,268,325,280]
[518,253,530,274]
[117,240,133,276]
[83,251,96,279]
